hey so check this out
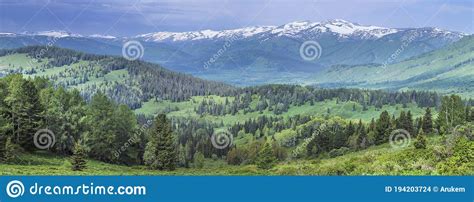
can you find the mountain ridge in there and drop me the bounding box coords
[0,19,469,86]
[1,19,465,42]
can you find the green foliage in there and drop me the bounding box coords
[256,141,277,169]
[414,129,427,149]
[143,114,177,170]
[83,93,116,162]
[375,111,391,145]
[422,108,433,134]
[328,147,350,158]
[437,137,474,175]
[313,36,474,98]
[437,95,466,133]
[193,151,205,169]
[4,74,43,150]
[71,142,87,171]
[0,46,235,109]
[227,147,245,165]
[3,138,16,163]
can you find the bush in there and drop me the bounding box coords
[328,147,350,158]
[414,130,427,149]
[71,142,87,171]
[193,152,205,169]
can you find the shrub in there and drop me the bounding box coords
[328,147,350,158]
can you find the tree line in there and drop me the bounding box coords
[0,75,177,170]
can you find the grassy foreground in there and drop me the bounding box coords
[2,135,471,176]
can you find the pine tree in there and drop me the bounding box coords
[356,120,367,149]
[71,142,87,171]
[422,108,433,134]
[397,111,406,129]
[406,111,415,136]
[375,111,391,145]
[414,129,427,149]
[470,107,474,122]
[143,114,177,170]
[83,92,116,162]
[3,138,16,163]
[4,75,43,150]
[256,141,277,169]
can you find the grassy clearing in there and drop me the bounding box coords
[135,96,426,124]
[2,136,467,176]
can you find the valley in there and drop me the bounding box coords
[0,46,472,176]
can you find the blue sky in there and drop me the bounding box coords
[0,0,472,36]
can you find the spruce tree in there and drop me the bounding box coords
[375,111,391,145]
[405,111,415,136]
[256,141,277,169]
[422,108,433,134]
[414,129,427,149]
[71,142,87,171]
[5,76,43,150]
[356,120,367,149]
[83,92,116,162]
[143,114,177,170]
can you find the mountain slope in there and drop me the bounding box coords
[0,20,465,86]
[0,46,235,108]
[312,35,474,97]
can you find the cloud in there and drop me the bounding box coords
[0,0,472,35]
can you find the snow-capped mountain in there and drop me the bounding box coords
[267,19,399,39]
[133,19,462,42]
[88,34,117,39]
[136,26,276,42]
[27,30,83,38]
[4,31,118,39]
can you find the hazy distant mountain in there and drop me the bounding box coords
[312,35,474,98]
[0,19,466,85]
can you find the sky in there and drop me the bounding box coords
[0,0,472,36]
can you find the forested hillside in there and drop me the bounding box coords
[0,46,235,109]
[0,74,472,175]
[313,35,474,97]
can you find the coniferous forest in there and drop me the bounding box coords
[0,46,472,175]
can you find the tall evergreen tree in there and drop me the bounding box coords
[422,108,433,134]
[83,92,117,162]
[356,120,367,149]
[256,141,277,169]
[143,114,177,170]
[375,111,391,145]
[71,141,87,171]
[4,75,43,150]
[112,104,138,163]
[405,111,415,136]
